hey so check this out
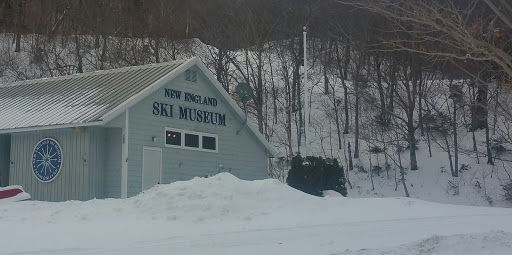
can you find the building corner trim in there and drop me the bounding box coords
[121,109,129,199]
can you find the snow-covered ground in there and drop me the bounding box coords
[305,85,512,208]
[1,173,511,255]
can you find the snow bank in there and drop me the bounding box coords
[323,190,345,197]
[1,173,512,255]
[342,231,512,255]
[125,173,309,222]
[2,173,510,226]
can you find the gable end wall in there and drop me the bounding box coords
[126,65,268,197]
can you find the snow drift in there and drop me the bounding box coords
[343,231,512,255]
[1,173,512,255]
[2,173,511,224]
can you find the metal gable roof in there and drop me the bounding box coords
[0,59,187,133]
[0,57,277,156]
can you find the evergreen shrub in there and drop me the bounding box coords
[286,155,348,197]
[504,183,512,202]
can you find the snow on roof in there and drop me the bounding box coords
[0,60,186,132]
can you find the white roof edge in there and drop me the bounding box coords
[101,58,197,123]
[0,121,103,134]
[194,60,278,157]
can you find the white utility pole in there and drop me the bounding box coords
[303,26,309,157]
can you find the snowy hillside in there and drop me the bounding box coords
[1,173,512,255]
[304,86,512,208]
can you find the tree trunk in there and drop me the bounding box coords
[354,81,360,158]
[408,121,418,170]
[14,0,23,53]
[406,56,419,171]
[291,64,298,113]
[418,75,424,136]
[444,133,455,177]
[486,122,494,165]
[354,55,363,159]
[400,165,410,197]
[268,55,278,124]
[343,45,350,134]
[387,59,397,123]
[343,139,353,189]
[492,80,500,135]
[368,152,375,191]
[291,38,300,113]
[295,49,303,153]
[154,38,160,63]
[216,48,226,90]
[427,129,433,157]
[332,85,343,150]
[255,49,264,134]
[375,55,386,123]
[15,33,21,53]
[100,36,107,70]
[473,130,480,164]
[334,42,350,134]
[397,140,410,197]
[453,100,459,177]
[343,81,350,135]
[75,34,83,73]
[284,71,293,159]
[348,141,354,170]
[321,39,330,94]
[471,81,488,131]
[94,36,100,49]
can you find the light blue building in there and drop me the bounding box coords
[0,58,275,201]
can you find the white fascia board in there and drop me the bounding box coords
[0,121,103,134]
[194,60,279,158]
[100,58,198,124]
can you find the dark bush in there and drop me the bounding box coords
[503,183,512,202]
[286,155,348,197]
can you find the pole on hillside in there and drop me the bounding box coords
[303,26,309,157]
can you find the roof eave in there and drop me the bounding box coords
[0,121,104,135]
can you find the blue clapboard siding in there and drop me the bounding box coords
[88,127,106,199]
[9,128,106,201]
[0,135,10,187]
[104,128,122,198]
[125,65,268,197]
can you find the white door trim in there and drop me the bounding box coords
[142,146,162,191]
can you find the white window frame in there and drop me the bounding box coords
[164,127,218,153]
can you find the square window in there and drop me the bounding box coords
[190,70,197,82]
[185,133,199,148]
[185,69,197,82]
[185,70,191,81]
[165,131,181,146]
[202,136,216,150]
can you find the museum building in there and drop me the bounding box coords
[0,57,275,201]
